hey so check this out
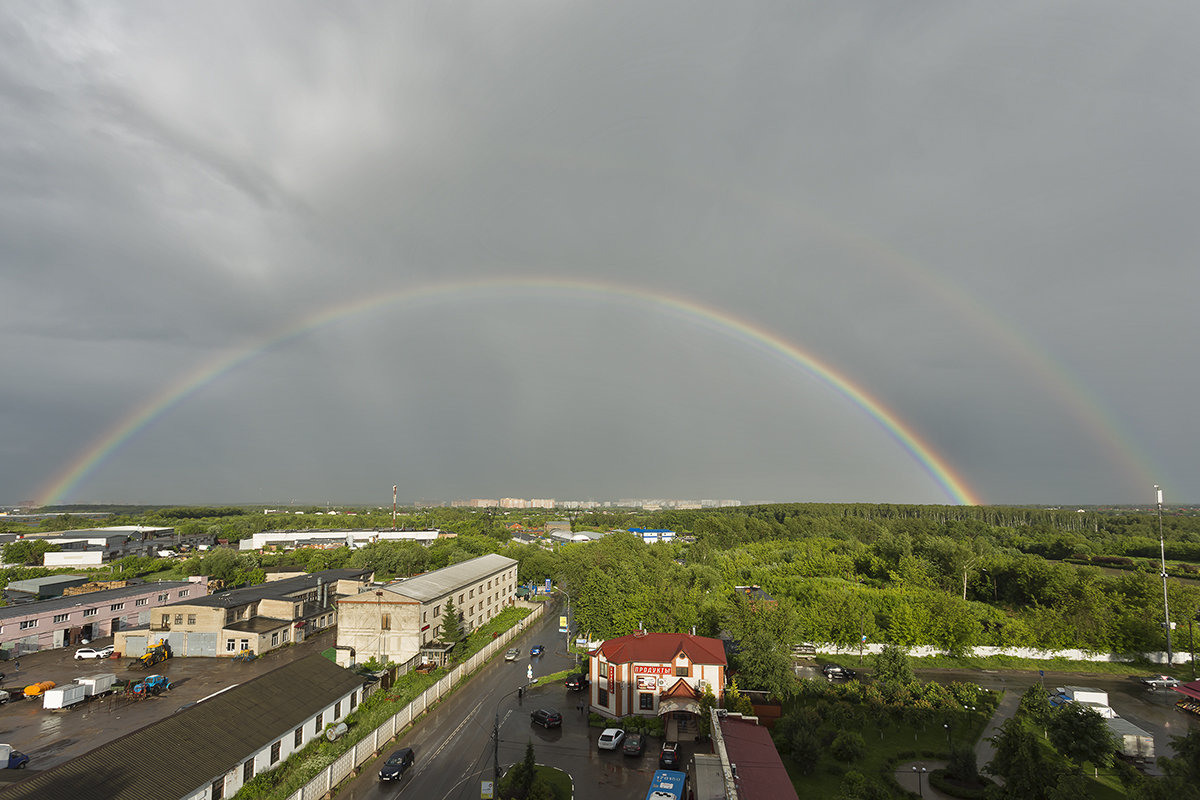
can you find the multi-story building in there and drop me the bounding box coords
[0,577,208,655]
[237,529,455,551]
[113,569,373,659]
[335,553,518,667]
[588,631,726,726]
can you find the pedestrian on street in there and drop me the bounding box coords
[13,660,19,675]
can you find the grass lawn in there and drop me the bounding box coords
[910,653,1185,678]
[534,765,573,799]
[784,707,992,796]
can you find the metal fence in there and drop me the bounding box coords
[284,602,545,800]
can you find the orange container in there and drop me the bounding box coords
[24,681,56,697]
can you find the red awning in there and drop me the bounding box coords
[1173,681,1200,701]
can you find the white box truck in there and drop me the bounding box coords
[43,683,87,710]
[76,673,116,698]
[1059,686,1109,705]
[1106,717,1156,762]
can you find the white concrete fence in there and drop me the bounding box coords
[813,642,1193,665]
[284,602,546,800]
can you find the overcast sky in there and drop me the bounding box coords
[3,2,1198,508]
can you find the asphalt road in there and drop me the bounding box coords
[338,601,671,800]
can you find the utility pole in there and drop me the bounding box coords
[493,711,500,788]
[1157,485,1173,667]
[392,485,398,531]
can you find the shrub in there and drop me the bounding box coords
[830,730,866,762]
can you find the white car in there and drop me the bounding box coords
[504,648,520,661]
[598,728,626,751]
[74,645,115,660]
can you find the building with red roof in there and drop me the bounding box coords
[588,630,726,726]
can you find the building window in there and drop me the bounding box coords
[422,611,427,623]
[469,589,474,598]
[382,614,391,631]
[597,688,609,707]
[226,639,237,652]
[240,639,249,650]
[188,615,196,625]
[136,598,148,606]
[110,603,124,611]
[434,605,440,616]
[640,693,654,710]
[19,620,37,630]
[315,713,323,734]
[179,590,190,597]
[458,594,464,604]
[84,608,98,617]
[159,593,169,602]
[294,726,303,747]
[175,614,183,625]
[162,614,171,628]
[271,632,279,646]
[243,759,254,783]
[675,666,689,677]
[351,691,358,710]
[335,701,341,719]
[211,777,224,800]
[53,614,70,623]
[270,741,281,764]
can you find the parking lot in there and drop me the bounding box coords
[0,628,337,775]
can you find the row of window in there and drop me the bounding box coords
[1,590,192,635]
[214,692,361,799]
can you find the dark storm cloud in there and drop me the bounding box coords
[2,2,1197,507]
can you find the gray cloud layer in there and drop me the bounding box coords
[2,2,1197,506]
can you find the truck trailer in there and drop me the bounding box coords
[76,673,117,698]
[43,683,87,710]
[1106,717,1156,763]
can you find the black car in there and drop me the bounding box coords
[379,747,415,781]
[659,741,680,768]
[565,673,590,692]
[822,663,856,680]
[530,708,563,728]
[622,732,646,756]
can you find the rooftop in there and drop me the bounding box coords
[380,554,517,603]
[182,568,372,609]
[597,631,727,666]
[0,580,198,621]
[719,716,800,800]
[0,653,364,800]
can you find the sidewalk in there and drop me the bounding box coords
[974,685,1020,779]
[895,760,953,799]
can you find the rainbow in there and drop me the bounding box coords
[34,277,981,507]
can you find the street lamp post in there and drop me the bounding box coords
[1157,485,1174,667]
[492,680,532,788]
[944,722,953,751]
[911,764,927,797]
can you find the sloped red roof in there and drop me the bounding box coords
[1173,681,1200,701]
[597,632,727,666]
[720,716,800,800]
[661,678,700,699]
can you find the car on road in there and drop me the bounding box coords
[622,733,646,756]
[530,644,544,656]
[822,663,856,681]
[75,645,115,660]
[378,747,415,781]
[598,728,626,750]
[505,648,520,661]
[1142,675,1183,689]
[565,673,590,692]
[530,708,562,728]
[659,740,680,768]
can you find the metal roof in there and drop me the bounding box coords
[184,568,372,608]
[0,653,365,800]
[379,554,517,603]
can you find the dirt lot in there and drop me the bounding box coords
[0,628,338,775]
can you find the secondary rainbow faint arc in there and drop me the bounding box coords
[34,277,981,507]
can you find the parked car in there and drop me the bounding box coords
[75,645,115,660]
[530,644,544,656]
[822,663,856,681]
[378,747,415,781]
[530,708,562,728]
[565,673,590,692]
[659,741,680,768]
[1142,675,1183,690]
[622,733,646,756]
[598,728,626,750]
[505,648,520,661]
